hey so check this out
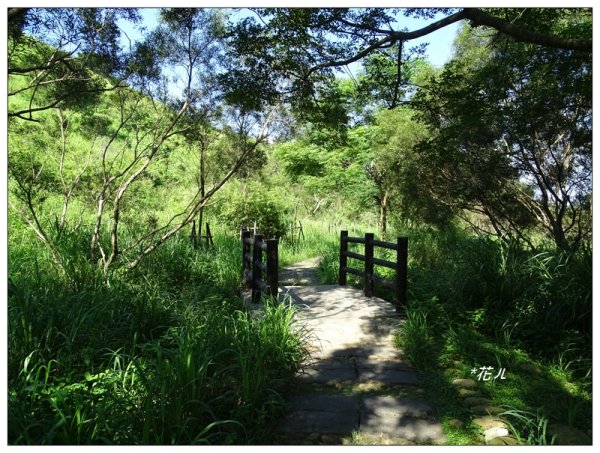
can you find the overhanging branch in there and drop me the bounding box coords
[306,8,590,78]
[464,8,592,51]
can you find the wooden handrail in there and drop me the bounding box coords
[371,239,399,250]
[342,266,366,277]
[241,228,279,303]
[371,257,397,269]
[344,250,365,261]
[346,236,366,244]
[339,230,408,311]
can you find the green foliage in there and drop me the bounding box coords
[369,107,441,229]
[218,183,290,239]
[273,141,326,181]
[8,7,593,446]
[412,14,591,250]
[500,409,554,445]
[270,127,376,222]
[277,219,340,269]
[8,230,308,445]
[389,226,591,445]
[395,299,441,369]
[359,46,432,109]
[8,8,140,120]
[448,240,592,359]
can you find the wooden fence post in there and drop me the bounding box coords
[364,232,374,297]
[205,222,214,247]
[241,228,251,289]
[191,220,198,249]
[397,236,408,312]
[252,234,263,304]
[266,238,279,300]
[339,230,348,286]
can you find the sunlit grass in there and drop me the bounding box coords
[8,228,307,445]
[392,229,592,445]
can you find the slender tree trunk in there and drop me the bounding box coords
[379,190,390,241]
[198,140,206,247]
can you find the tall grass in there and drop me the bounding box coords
[278,219,340,269]
[394,299,441,369]
[390,227,592,442]
[391,230,592,367]
[500,408,554,445]
[8,227,307,444]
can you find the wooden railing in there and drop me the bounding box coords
[241,228,279,303]
[339,230,408,312]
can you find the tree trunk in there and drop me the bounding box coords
[198,143,205,248]
[379,190,390,241]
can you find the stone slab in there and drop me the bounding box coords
[311,347,402,362]
[279,410,359,435]
[356,359,421,385]
[356,358,415,371]
[297,359,357,384]
[359,396,446,443]
[279,394,361,434]
[359,414,447,444]
[314,343,402,360]
[361,396,434,419]
[275,276,446,445]
[287,393,361,413]
[284,285,398,318]
[358,368,422,385]
[278,257,322,285]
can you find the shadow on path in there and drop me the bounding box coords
[272,281,447,445]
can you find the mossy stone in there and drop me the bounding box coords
[458,388,480,397]
[470,405,503,415]
[472,416,508,430]
[463,397,492,407]
[451,378,478,388]
[487,436,519,445]
[448,419,464,429]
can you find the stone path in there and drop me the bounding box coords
[271,260,447,445]
[279,257,322,286]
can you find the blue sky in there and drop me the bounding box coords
[397,14,461,67]
[120,8,461,68]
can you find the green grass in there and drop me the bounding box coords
[8,228,308,445]
[278,219,340,269]
[499,408,554,445]
[8,217,592,445]
[392,229,592,445]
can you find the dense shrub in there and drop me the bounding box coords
[219,186,290,239]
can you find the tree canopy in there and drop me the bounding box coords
[7,6,593,279]
[411,17,591,250]
[222,8,591,116]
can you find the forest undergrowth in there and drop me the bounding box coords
[8,218,592,445]
[8,228,309,444]
[318,225,593,445]
[7,8,592,445]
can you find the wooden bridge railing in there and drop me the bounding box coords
[339,230,408,312]
[241,228,279,303]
